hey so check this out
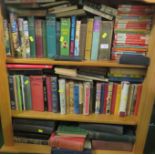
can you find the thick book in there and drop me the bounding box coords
[46,76,52,112]
[28,16,36,58]
[60,18,70,56]
[30,76,44,111]
[74,83,80,114]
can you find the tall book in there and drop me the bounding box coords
[79,83,84,114]
[13,75,18,110]
[70,16,76,56]
[46,76,52,112]
[42,20,47,57]
[30,76,44,111]
[66,81,70,113]
[69,81,74,113]
[20,75,26,110]
[85,18,94,60]
[95,83,102,114]
[91,17,102,61]
[46,15,56,58]
[60,18,70,56]
[74,83,80,114]
[98,21,114,60]
[56,21,60,57]
[35,19,43,58]
[28,16,36,58]
[58,79,66,114]
[43,76,48,111]
[110,83,117,114]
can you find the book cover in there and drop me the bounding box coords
[98,21,114,60]
[74,83,80,114]
[42,20,47,57]
[58,79,66,114]
[70,16,76,56]
[95,83,102,114]
[28,16,36,58]
[110,83,117,114]
[35,19,43,58]
[30,76,44,111]
[43,76,48,111]
[69,81,74,113]
[60,18,70,56]
[85,18,94,60]
[91,17,101,61]
[46,76,52,112]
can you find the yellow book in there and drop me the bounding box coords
[85,18,94,60]
[65,82,70,114]
[114,84,121,115]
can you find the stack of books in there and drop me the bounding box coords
[112,5,153,60]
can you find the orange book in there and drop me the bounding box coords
[114,84,121,115]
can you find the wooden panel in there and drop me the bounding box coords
[133,16,155,153]
[12,110,138,125]
[6,57,145,68]
[92,150,133,154]
[0,3,14,145]
[0,143,51,154]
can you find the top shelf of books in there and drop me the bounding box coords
[6,57,145,68]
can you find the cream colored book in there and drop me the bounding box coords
[40,1,69,7]
[48,4,69,12]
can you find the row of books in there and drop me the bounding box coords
[4,13,114,61]
[8,73,142,116]
[112,5,153,60]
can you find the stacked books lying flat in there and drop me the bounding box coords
[8,65,144,116]
[4,13,114,61]
[112,5,153,60]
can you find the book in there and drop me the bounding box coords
[46,76,52,112]
[66,82,70,114]
[20,75,26,110]
[103,83,108,114]
[110,83,117,114]
[95,83,102,114]
[42,20,47,57]
[60,18,70,56]
[69,81,74,113]
[100,4,117,16]
[91,17,101,61]
[114,84,121,115]
[30,76,44,111]
[43,76,48,111]
[79,83,84,114]
[56,21,60,57]
[85,18,94,60]
[48,4,70,12]
[74,83,80,114]
[40,1,69,7]
[13,75,18,110]
[5,0,56,4]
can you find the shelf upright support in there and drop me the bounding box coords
[0,1,14,146]
[134,15,155,153]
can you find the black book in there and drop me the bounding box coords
[43,76,48,111]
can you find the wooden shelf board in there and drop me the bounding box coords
[12,110,137,125]
[6,57,145,68]
[0,143,51,154]
[92,149,133,154]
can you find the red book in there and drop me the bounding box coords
[103,83,108,114]
[35,19,43,58]
[7,64,53,69]
[48,133,85,151]
[30,76,44,111]
[134,84,142,116]
[110,83,117,114]
[46,76,52,112]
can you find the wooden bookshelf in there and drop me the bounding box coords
[12,110,138,125]
[6,57,145,68]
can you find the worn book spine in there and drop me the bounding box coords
[43,76,48,111]
[110,83,117,114]
[119,81,130,116]
[100,4,118,16]
[13,75,18,110]
[60,18,70,56]
[51,76,59,113]
[23,76,32,110]
[56,21,60,57]
[46,76,52,112]
[91,17,101,61]
[66,82,70,114]
[79,83,84,114]
[95,83,102,114]
[100,83,105,113]
[42,20,47,57]
[70,16,76,56]
[114,84,121,115]
[58,79,66,114]
[98,21,114,60]
[35,20,43,58]
[69,81,74,113]
[85,18,94,60]
[74,84,80,114]
[20,75,26,110]
[74,20,81,56]
[28,16,36,58]
[103,83,108,114]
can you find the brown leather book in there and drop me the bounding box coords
[92,140,133,151]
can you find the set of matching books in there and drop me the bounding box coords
[112,5,153,60]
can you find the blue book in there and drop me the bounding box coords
[109,77,144,83]
[74,84,80,114]
[91,17,101,60]
[100,83,105,113]
[51,76,59,113]
[56,21,60,57]
[46,15,56,58]
[70,16,76,56]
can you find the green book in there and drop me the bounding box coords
[28,16,36,58]
[42,20,47,57]
[60,18,70,56]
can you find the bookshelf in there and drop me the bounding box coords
[0,0,155,154]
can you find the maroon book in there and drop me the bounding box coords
[30,76,44,111]
[110,83,117,114]
[103,83,108,114]
[35,19,43,58]
[46,76,52,112]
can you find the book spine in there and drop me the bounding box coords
[56,21,60,57]
[58,79,66,114]
[3,19,11,56]
[70,16,76,56]
[103,83,108,114]
[13,75,18,110]
[85,18,94,60]
[79,83,84,114]
[23,76,32,110]
[119,81,130,116]
[28,16,36,58]
[69,81,74,113]
[46,76,52,112]
[100,4,117,16]
[91,17,101,60]
[23,20,30,58]
[42,20,47,57]
[74,84,80,114]
[110,83,117,114]
[95,83,102,114]
[30,76,44,111]
[66,82,70,114]
[60,18,70,56]
[20,75,26,110]
[43,76,48,111]
[35,20,43,58]
[16,75,22,111]
[100,83,104,113]
[51,76,59,113]
[74,20,81,56]
[8,75,16,110]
